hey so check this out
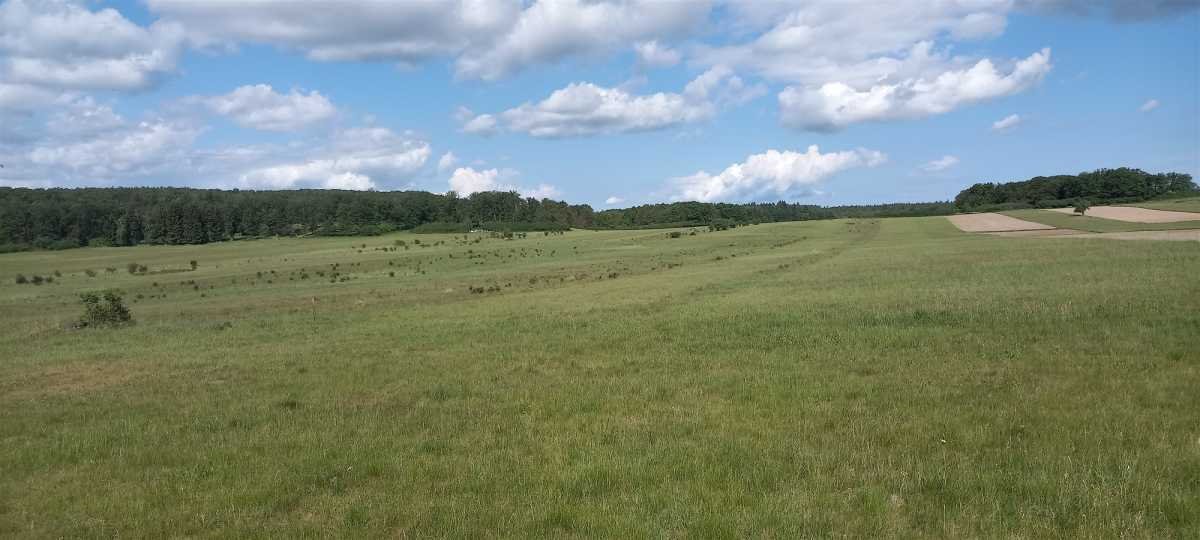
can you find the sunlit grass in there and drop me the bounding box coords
[1,218,1197,537]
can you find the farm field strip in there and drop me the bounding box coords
[1047,205,1200,223]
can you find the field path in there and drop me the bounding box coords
[1048,206,1200,223]
[946,213,1057,232]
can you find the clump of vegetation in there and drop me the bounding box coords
[190,260,198,270]
[84,269,97,277]
[1074,199,1090,216]
[77,291,133,328]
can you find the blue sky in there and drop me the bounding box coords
[0,0,1196,207]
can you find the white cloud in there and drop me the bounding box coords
[1139,99,1160,112]
[448,166,501,195]
[28,118,201,179]
[634,40,680,68]
[670,146,886,202]
[779,48,1051,132]
[437,151,459,173]
[0,0,184,92]
[201,84,335,131]
[991,113,1022,132]
[474,66,762,138]
[454,0,709,80]
[447,166,560,198]
[462,113,499,135]
[921,155,960,172]
[521,183,561,199]
[700,2,1013,86]
[146,0,708,81]
[237,127,429,190]
[604,196,624,205]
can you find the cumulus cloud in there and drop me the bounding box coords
[200,84,335,131]
[145,0,708,81]
[238,127,430,190]
[462,113,499,135]
[437,151,459,173]
[634,40,680,68]
[1139,99,1160,112]
[992,113,1022,132]
[604,196,624,205]
[0,0,184,92]
[921,155,960,172]
[699,2,1013,86]
[670,146,886,202]
[468,66,762,137]
[447,166,561,198]
[28,117,201,180]
[453,0,709,80]
[779,48,1051,132]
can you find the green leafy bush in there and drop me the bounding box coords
[77,291,133,328]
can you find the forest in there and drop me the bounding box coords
[953,168,1196,210]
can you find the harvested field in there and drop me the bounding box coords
[1056,229,1200,242]
[986,229,1084,237]
[1048,206,1200,223]
[947,213,1057,232]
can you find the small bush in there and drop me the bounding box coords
[78,291,133,328]
[127,262,139,274]
[84,269,97,277]
[190,260,198,270]
[15,274,28,284]
[31,275,44,285]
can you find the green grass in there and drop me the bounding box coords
[1126,196,1200,214]
[1,219,1198,537]
[1002,208,1200,232]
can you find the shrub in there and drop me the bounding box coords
[15,274,28,284]
[31,275,44,285]
[84,269,97,277]
[77,291,132,327]
[190,260,198,270]
[127,262,139,274]
[668,231,682,239]
[1074,199,1090,215]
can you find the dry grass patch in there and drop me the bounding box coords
[1048,206,1200,223]
[947,213,1057,232]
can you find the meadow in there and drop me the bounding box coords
[1,216,1198,537]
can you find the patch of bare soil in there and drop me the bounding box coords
[1056,229,1200,242]
[1048,206,1200,223]
[947,213,1056,232]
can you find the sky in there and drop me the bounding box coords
[0,0,1197,208]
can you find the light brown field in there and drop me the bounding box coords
[1056,229,1200,242]
[1048,206,1200,223]
[985,229,1084,237]
[947,213,1057,232]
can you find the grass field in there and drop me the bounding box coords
[2,217,1198,537]
[1127,197,1200,214]
[1001,208,1200,233]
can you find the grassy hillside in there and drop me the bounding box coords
[1001,208,1200,232]
[1,218,1197,537]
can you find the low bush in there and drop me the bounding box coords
[77,291,133,328]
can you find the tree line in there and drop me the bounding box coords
[591,201,956,229]
[0,188,594,251]
[953,168,1196,210]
